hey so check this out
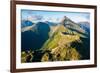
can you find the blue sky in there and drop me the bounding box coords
[21,9,90,23]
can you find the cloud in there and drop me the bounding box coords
[69,16,90,23]
[28,15,43,21]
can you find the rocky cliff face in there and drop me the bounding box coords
[21,16,90,63]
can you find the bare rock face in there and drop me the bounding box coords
[21,16,90,63]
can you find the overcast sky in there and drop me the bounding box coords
[21,9,90,23]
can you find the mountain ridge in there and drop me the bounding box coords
[21,16,90,62]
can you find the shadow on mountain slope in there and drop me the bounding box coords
[71,37,90,59]
[21,22,50,51]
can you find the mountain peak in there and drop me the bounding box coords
[61,16,69,26]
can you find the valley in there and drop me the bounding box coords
[21,16,90,63]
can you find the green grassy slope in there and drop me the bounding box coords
[41,24,83,61]
[21,21,90,62]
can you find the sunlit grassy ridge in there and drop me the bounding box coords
[42,24,81,49]
[40,24,81,61]
[21,23,89,63]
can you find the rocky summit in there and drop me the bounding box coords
[21,16,90,63]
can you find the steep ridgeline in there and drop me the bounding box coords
[21,16,90,63]
[41,16,90,61]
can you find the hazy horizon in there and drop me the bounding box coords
[21,9,90,23]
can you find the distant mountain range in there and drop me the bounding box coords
[78,22,90,34]
[21,16,90,63]
[21,20,34,28]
